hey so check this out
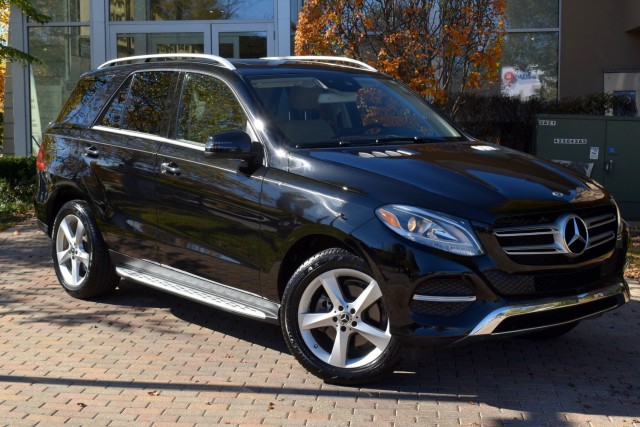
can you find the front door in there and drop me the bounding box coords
[155,72,266,296]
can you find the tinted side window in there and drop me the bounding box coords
[101,76,132,130]
[176,73,247,144]
[102,71,177,137]
[57,74,114,126]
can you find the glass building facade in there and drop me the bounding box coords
[14,0,632,156]
[501,0,560,100]
[6,0,295,155]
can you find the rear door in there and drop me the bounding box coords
[86,70,179,259]
[155,72,266,296]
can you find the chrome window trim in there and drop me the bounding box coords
[92,125,202,150]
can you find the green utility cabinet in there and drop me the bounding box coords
[536,115,640,220]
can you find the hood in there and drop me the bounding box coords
[287,142,610,224]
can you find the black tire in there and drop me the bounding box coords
[521,322,580,341]
[51,200,119,299]
[281,248,401,385]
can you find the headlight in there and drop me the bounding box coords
[375,205,484,256]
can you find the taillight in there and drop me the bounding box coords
[36,141,46,171]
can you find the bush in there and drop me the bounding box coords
[446,93,636,153]
[0,156,36,222]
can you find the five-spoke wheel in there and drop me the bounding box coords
[51,201,119,298]
[281,248,400,384]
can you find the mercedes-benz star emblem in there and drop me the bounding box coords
[562,215,589,256]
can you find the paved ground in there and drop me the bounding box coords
[1,219,639,427]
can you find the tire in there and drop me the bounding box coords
[521,322,580,341]
[281,248,401,385]
[51,200,119,299]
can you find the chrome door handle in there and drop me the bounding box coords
[161,162,181,176]
[84,145,99,158]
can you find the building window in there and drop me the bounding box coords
[501,0,560,100]
[109,0,274,21]
[29,0,90,23]
[28,26,91,143]
[116,32,205,57]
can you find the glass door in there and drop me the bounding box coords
[109,24,211,58]
[108,23,274,59]
[213,23,274,58]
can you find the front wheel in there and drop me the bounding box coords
[51,200,119,299]
[281,248,401,384]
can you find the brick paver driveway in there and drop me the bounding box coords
[1,219,639,426]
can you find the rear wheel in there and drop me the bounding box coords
[51,200,119,298]
[281,248,401,384]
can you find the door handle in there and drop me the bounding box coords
[161,161,181,176]
[605,160,614,173]
[84,145,99,158]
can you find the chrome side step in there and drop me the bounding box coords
[115,262,280,324]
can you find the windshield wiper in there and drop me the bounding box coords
[294,136,462,149]
[374,136,453,144]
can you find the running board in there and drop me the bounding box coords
[115,263,280,324]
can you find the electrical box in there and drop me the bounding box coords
[536,114,640,220]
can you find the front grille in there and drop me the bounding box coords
[484,253,623,297]
[493,204,618,265]
[411,278,475,317]
[493,296,619,334]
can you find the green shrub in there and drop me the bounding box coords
[0,156,36,221]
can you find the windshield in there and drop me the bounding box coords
[247,72,464,147]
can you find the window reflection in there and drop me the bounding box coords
[30,0,89,22]
[116,33,204,57]
[501,32,559,100]
[177,74,248,144]
[102,71,178,137]
[219,32,267,58]
[57,75,115,125]
[29,26,91,143]
[505,0,559,29]
[110,0,274,21]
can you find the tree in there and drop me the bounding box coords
[0,0,49,64]
[295,0,506,115]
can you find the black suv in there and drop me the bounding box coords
[35,54,630,384]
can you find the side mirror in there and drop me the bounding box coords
[204,130,253,159]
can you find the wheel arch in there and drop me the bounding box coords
[46,184,92,236]
[276,232,371,301]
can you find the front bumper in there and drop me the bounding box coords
[461,280,629,340]
[350,216,630,347]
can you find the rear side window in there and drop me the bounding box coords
[57,74,114,126]
[101,71,178,137]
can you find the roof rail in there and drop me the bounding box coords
[261,56,377,72]
[98,54,236,70]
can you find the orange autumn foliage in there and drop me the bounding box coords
[295,0,506,114]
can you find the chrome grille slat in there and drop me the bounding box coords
[585,213,616,228]
[494,208,618,259]
[501,245,564,255]
[587,231,616,249]
[493,226,558,238]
